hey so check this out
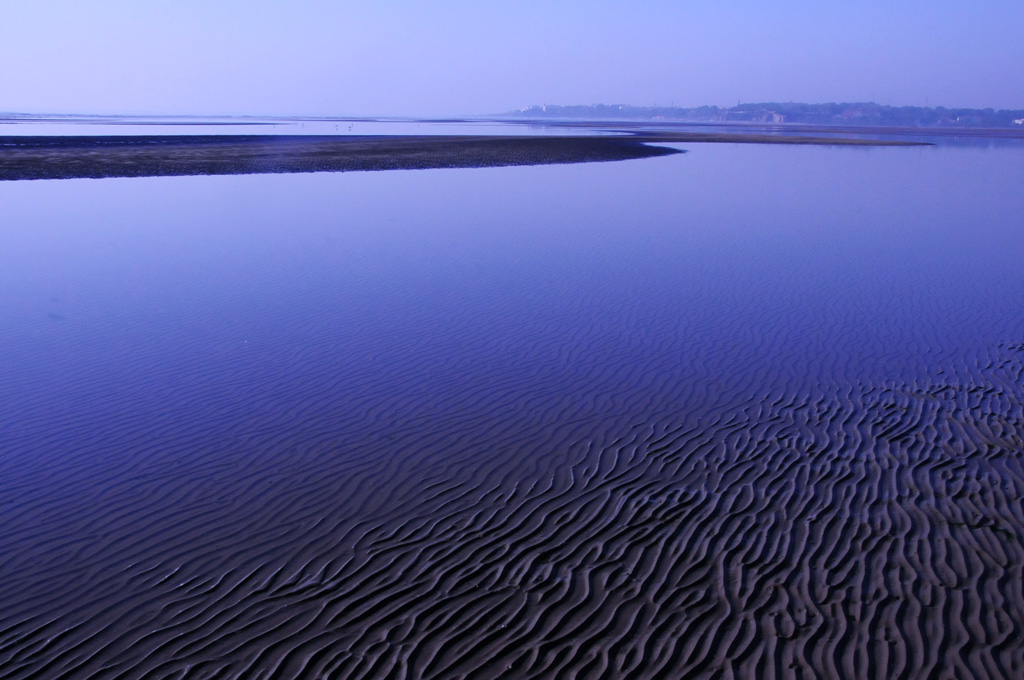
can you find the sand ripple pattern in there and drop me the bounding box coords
[2,335,1023,678]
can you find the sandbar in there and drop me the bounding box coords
[0,132,925,182]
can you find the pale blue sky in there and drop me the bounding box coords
[2,1,1022,116]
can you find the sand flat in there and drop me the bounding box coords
[0,132,925,182]
[2,371,1022,678]
[0,135,675,181]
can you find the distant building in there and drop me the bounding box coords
[1014,119,1024,125]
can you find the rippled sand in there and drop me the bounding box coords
[2,338,1022,678]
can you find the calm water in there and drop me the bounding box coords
[0,116,601,137]
[2,140,1024,677]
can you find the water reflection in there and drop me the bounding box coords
[1,143,1023,678]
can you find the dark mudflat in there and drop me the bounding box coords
[0,132,924,182]
[0,135,679,181]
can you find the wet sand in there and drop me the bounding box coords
[0,132,924,182]
[0,135,675,181]
[2,348,1022,678]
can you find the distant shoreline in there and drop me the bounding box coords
[512,119,1024,140]
[507,102,1024,129]
[0,132,925,182]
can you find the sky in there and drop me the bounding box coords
[2,1,1023,117]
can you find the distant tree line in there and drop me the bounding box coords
[508,102,1024,128]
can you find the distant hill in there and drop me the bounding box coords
[506,102,1024,128]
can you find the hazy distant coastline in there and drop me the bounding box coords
[507,102,1024,128]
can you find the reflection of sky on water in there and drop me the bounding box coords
[0,117,613,138]
[4,116,1021,149]
[3,142,1024,415]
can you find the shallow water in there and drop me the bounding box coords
[0,116,602,137]
[1,141,1023,678]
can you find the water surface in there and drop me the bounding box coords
[1,141,1023,678]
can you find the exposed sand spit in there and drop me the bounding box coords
[0,135,679,181]
[0,132,924,182]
